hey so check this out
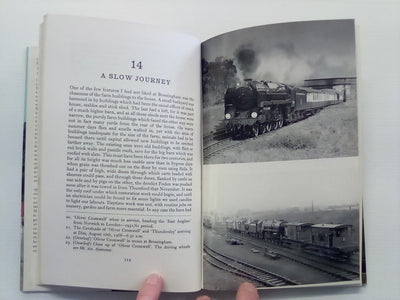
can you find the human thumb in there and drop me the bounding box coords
[236,282,259,300]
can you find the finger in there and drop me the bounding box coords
[136,273,164,300]
[236,282,259,300]
[195,296,211,300]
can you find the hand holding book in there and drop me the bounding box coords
[136,274,259,300]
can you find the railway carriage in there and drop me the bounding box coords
[310,224,352,248]
[248,220,259,236]
[306,224,358,257]
[233,218,241,232]
[225,219,234,231]
[237,218,249,234]
[256,219,264,238]
[228,217,247,233]
[283,222,313,248]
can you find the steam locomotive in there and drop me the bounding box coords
[224,79,342,137]
[225,218,358,260]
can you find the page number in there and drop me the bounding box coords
[124,258,132,262]
[131,60,143,69]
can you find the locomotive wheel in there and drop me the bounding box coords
[259,124,266,134]
[232,126,237,135]
[278,118,283,128]
[252,124,260,137]
[273,121,279,130]
[265,122,272,132]
[232,126,240,140]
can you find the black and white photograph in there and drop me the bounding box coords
[202,158,362,290]
[201,19,362,291]
[202,20,358,165]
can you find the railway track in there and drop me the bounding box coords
[203,126,241,160]
[202,105,332,161]
[261,242,360,281]
[203,127,227,145]
[203,138,243,160]
[216,229,360,282]
[203,118,292,160]
[203,244,300,287]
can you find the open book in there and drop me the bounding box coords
[22,15,363,292]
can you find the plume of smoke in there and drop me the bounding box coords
[233,42,314,85]
[232,41,354,86]
[234,44,259,79]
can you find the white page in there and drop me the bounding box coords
[38,15,202,292]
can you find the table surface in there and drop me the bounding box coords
[1,1,400,299]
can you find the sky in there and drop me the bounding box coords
[202,19,356,85]
[202,157,361,215]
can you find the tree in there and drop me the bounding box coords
[202,57,238,107]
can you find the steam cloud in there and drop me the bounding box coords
[234,44,259,78]
[231,40,354,86]
[233,42,313,85]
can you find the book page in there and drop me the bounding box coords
[38,15,201,292]
[201,20,362,290]
[23,47,104,293]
